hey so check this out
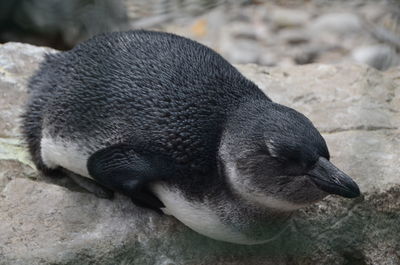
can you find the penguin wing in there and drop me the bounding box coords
[87,143,176,212]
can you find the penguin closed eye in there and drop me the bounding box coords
[21,30,360,244]
[219,102,360,212]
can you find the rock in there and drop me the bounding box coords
[0,43,54,138]
[269,8,310,28]
[0,0,128,49]
[293,46,320,65]
[352,45,400,70]
[221,38,263,64]
[278,28,310,45]
[359,3,389,22]
[1,42,400,265]
[259,53,278,67]
[237,63,399,134]
[310,13,363,35]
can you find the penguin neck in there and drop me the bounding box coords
[225,97,274,127]
[152,179,292,244]
[202,182,293,243]
[214,164,294,242]
[216,160,294,218]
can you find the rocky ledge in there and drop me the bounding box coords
[0,42,399,265]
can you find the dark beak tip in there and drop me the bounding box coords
[344,184,361,198]
[334,178,361,198]
[343,190,361,198]
[308,157,362,199]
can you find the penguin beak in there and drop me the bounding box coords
[307,157,360,198]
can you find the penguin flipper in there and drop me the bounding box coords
[87,144,175,212]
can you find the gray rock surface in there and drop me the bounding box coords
[1,42,399,265]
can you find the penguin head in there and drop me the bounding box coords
[219,101,360,211]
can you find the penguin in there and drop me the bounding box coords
[21,30,360,245]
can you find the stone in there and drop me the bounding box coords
[278,28,310,45]
[0,43,55,138]
[221,38,263,64]
[259,53,278,67]
[309,12,362,35]
[352,45,400,70]
[1,42,400,265]
[0,0,128,48]
[269,8,310,28]
[293,46,320,64]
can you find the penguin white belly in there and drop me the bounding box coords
[151,182,272,245]
[40,135,282,245]
[40,134,92,179]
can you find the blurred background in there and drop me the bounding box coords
[1,0,399,70]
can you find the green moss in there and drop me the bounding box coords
[0,137,35,169]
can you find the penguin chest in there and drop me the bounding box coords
[150,182,269,245]
[40,134,93,178]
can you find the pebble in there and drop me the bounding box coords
[309,12,362,35]
[352,45,400,70]
[269,8,310,28]
[223,39,262,64]
[278,28,310,45]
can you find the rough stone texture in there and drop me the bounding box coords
[0,42,399,265]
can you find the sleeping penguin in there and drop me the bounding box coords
[21,30,360,245]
